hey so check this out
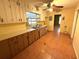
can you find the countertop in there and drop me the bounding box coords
[0,25,47,41]
[0,28,35,41]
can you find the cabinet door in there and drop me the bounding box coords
[3,0,13,23]
[10,0,17,23]
[22,7,26,22]
[22,33,29,48]
[0,40,11,59]
[15,1,21,23]
[19,7,23,22]
[34,30,39,41]
[20,7,26,22]
[28,31,35,44]
[8,37,19,57]
[16,35,25,52]
[19,0,26,22]
[0,0,7,24]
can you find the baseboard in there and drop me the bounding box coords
[73,43,78,59]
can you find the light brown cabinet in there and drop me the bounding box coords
[3,0,13,23]
[0,40,11,59]
[0,0,26,24]
[0,0,7,24]
[10,0,17,23]
[10,0,25,23]
[18,0,26,23]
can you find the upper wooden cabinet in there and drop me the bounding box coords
[0,0,26,24]
[10,0,26,23]
[0,0,7,24]
[20,7,26,22]
[10,0,17,23]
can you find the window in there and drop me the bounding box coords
[26,12,40,27]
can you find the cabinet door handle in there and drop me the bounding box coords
[19,19,20,21]
[1,18,4,22]
[21,19,22,21]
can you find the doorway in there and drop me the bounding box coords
[54,14,61,32]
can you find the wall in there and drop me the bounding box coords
[45,11,54,31]
[37,21,45,25]
[60,8,75,34]
[0,2,46,41]
[72,4,79,59]
[45,8,75,33]
[0,23,27,41]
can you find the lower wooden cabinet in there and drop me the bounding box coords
[0,40,11,59]
[8,37,19,57]
[16,35,25,52]
[22,33,29,48]
[28,31,35,45]
[34,29,39,41]
[8,33,29,57]
[39,26,48,37]
[0,26,48,59]
[28,29,40,45]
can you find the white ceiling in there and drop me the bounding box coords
[53,0,79,8]
[24,0,79,8]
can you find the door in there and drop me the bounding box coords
[54,15,61,27]
[54,14,61,32]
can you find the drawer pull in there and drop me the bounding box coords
[1,18,4,22]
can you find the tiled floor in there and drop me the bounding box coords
[13,32,76,59]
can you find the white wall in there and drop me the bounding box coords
[72,4,79,59]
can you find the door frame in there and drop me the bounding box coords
[72,10,79,39]
[54,14,61,28]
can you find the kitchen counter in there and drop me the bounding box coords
[0,25,47,41]
[0,28,36,41]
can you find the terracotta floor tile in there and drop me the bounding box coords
[13,32,76,59]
